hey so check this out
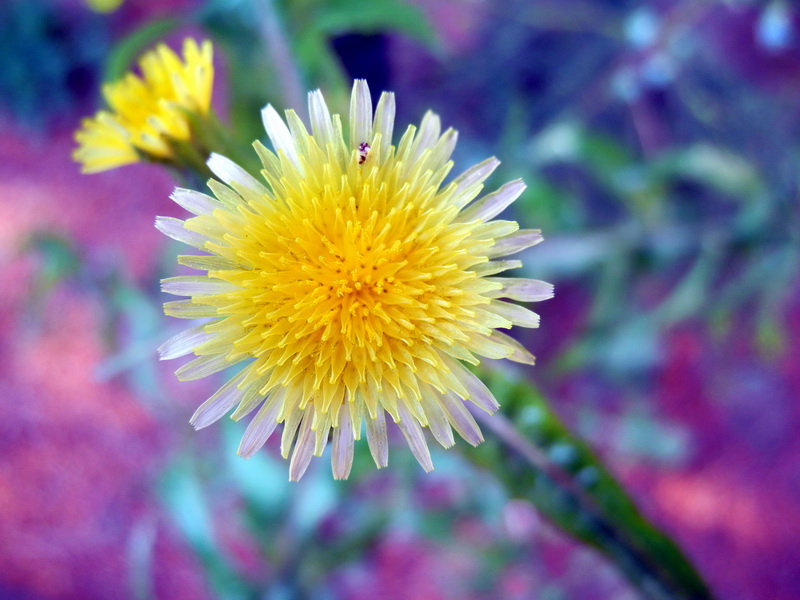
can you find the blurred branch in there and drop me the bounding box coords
[254,0,305,111]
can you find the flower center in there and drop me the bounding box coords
[290,210,417,350]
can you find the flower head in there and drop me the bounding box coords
[158,80,552,480]
[73,38,213,173]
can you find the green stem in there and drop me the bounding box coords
[465,376,714,600]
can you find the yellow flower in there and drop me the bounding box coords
[73,38,213,173]
[157,80,552,480]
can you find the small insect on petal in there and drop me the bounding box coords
[358,142,371,165]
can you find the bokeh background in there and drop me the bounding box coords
[1,0,799,598]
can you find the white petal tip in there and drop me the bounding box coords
[261,104,278,120]
[465,436,484,448]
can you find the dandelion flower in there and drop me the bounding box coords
[73,38,214,173]
[158,80,553,480]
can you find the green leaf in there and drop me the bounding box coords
[159,460,216,554]
[94,283,163,401]
[158,457,253,600]
[104,18,182,82]
[313,0,437,47]
[656,144,762,201]
[25,232,80,290]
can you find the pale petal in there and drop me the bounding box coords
[207,179,243,209]
[372,91,396,157]
[175,352,236,381]
[207,153,269,195]
[485,230,543,258]
[485,277,554,302]
[425,128,458,172]
[163,299,219,319]
[285,110,309,143]
[170,188,220,215]
[161,276,238,297]
[457,179,526,223]
[443,357,500,413]
[158,323,215,360]
[490,330,536,365]
[237,390,283,458]
[313,410,332,456]
[190,368,250,429]
[470,259,523,277]
[331,114,345,158]
[280,407,304,459]
[331,403,355,479]
[420,389,455,448]
[349,79,373,149]
[155,216,208,250]
[466,331,515,360]
[409,111,441,165]
[395,124,417,164]
[308,89,335,150]
[439,392,483,446]
[261,104,301,170]
[451,157,500,208]
[289,410,316,481]
[366,411,389,468]
[229,373,273,421]
[396,403,434,472]
[486,300,541,328]
[177,255,235,272]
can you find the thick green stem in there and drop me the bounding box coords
[464,376,714,600]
